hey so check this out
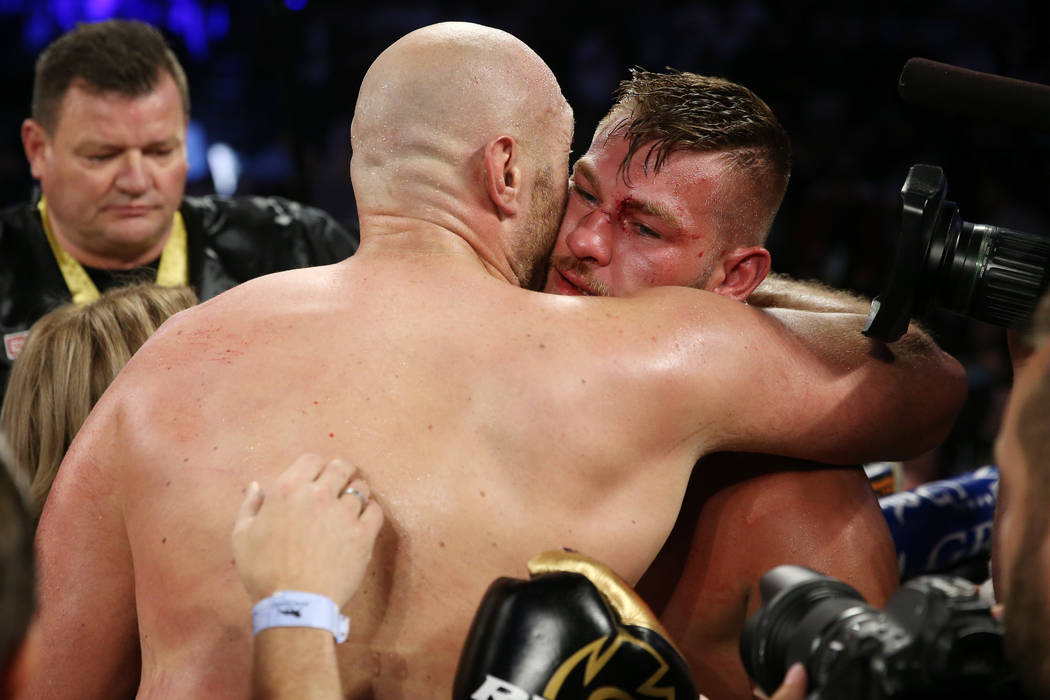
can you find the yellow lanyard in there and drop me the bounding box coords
[38,197,189,305]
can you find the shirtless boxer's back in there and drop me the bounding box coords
[29,23,963,699]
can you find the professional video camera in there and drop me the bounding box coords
[740,565,1022,700]
[863,58,1050,342]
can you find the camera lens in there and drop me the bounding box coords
[742,567,1025,699]
[929,208,1050,328]
[865,164,1050,341]
[741,565,874,695]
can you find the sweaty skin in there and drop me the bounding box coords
[546,126,937,699]
[30,24,964,699]
[637,455,898,700]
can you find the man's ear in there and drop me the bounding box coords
[483,135,521,219]
[710,245,771,301]
[21,119,49,180]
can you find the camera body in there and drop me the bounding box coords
[740,565,1021,699]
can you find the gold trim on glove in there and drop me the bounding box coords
[527,549,677,647]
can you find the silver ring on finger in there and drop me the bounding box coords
[342,486,368,511]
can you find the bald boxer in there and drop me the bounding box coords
[543,70,904,698]
[31,23,963,698]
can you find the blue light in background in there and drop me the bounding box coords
[206,2,227,39]
[0,0,26,15]
[52,0,78,30]
[285,0,307,11]
[11,0,231,56]
[207,142,241,196]
[121,1,164,25]
[168,0,208,59]
[85,0,118,20]
[22,12,53,51]
[185,119,209,183]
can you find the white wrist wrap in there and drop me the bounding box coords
[251,590,349,643]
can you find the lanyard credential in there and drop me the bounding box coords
[38,197,189,304]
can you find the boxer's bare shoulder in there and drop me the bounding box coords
[647,460,899,700]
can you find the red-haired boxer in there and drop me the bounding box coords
[543,70,931,699]
[31,23,962,699]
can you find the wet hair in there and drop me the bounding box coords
[604,68,791,183]
[598,68,792,242]
[31,18,190,133]
[0,284,197,514]
[0,431,34,669]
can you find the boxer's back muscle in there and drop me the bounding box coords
[91,255,698,697]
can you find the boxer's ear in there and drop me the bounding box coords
[483,136,521,218]
[709,245,771,301]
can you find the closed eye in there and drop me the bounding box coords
[570,180,598,206]
[633,222,662,239]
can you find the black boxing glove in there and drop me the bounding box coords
[453,549,698,699]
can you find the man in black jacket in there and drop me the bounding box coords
[0,19,357,395]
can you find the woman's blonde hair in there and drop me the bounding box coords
[0,283,197,515]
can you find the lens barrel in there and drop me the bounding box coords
[865,164,1050,341]
[937,217,1050,327]
[741,565,870,695]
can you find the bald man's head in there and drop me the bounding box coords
[350,22,573,286]
[352,22,566,162]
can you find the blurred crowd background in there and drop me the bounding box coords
[1,0,1048,483]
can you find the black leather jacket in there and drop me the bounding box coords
[0,194,358,394]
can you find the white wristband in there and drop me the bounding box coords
[251,590,349,643]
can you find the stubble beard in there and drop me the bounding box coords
[511,166,566,291]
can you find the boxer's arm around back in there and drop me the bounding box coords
[24,405,139,699]
[765,305,963,459]
[627,285,966,466]
[748,273,966,460]
[748,272,872,313]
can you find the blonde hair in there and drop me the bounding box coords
[0,283,196,514]
[0,431,34,662]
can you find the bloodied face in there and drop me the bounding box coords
[543,126,744,297]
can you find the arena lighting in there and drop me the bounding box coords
[4,0,230,56]
[207,142,242,196]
